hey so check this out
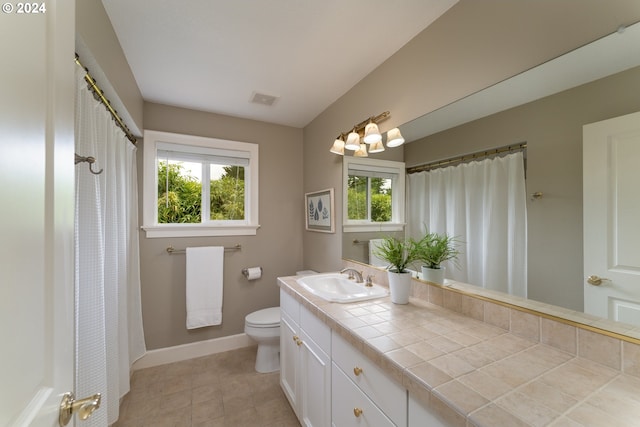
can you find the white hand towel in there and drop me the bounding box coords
[186,246,224,329]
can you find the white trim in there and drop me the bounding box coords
[143,130,259,237]
[142,224,260,238]
[132,333,255,370]
[9,387,52,427]
[343,157,405,230]
[343,223,405,233]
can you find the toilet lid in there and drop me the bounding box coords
[246,307,280,327]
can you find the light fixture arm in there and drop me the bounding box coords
[330,111,403,156]
[347,111,390,137]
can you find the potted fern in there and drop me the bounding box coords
[373,237,421,304]
[416,231,460,285]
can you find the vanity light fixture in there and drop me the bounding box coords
[329,111,405,156]
[386,127,405,147]
[363,121,382,144]
[329,134,346,155]
[344,129,361,151]
[354,143,368,157]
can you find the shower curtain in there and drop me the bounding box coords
[407,152,527,298]
[74,66,146,426]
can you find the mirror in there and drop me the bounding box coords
[343,22,640,332]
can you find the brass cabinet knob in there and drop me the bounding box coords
[353,407,363,417]
[353,366,363,376]
[292,335,299,342]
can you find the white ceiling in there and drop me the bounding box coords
[101,0,458,128]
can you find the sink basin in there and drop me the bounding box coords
[296,273,389,303]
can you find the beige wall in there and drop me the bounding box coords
[405,66,640,311]
[302,0,640,272]
[76,0,143,135]
[141,102,304,350]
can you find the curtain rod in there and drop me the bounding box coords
[406,142,527,174]
[74,54,137,145]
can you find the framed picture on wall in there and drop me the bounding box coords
[305,188,335,233]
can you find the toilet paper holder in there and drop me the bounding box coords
[242,267,263,280]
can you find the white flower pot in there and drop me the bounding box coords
[421,266,445,285]
[387,271,412,304]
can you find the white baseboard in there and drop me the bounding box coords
[132,333,255,370]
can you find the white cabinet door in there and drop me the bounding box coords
[1,2,76,426]
[280,288,331,427]
[280,310,300,416]
[299,328,331,427]
[408,393,450,427]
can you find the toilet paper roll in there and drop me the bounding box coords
[244,267,262,280]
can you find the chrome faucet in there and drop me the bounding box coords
[340,268,363,283]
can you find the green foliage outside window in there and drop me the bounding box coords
[210,166,245,220]
[158,163,202,223]
[347,175,392,222]
[157,162,245,223]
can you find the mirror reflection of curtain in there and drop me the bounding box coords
[407,152,527,297]
[74,66,146,426]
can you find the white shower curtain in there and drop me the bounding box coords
[407,152,527,297]
[75,66,146,426]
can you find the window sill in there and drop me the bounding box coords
[343,223,405,233]
[142,224,260,238]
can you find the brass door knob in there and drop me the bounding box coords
[587,275,610,286]
[353,366,363,376]
[59,392,101,426]
[353,407,363,417]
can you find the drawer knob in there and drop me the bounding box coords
[353,366,363,376]
[353,407,363,417]
[292,335,299,342]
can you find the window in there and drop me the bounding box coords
[343,157,405,232]
[143,130,259,237]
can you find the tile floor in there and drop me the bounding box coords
[113,346,300,427]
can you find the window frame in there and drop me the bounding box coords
[342,157,405,232]
[142,130,259,238]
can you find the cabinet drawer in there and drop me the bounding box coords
[300,305,331,354]
[332,332,407,426]
[280,288,299,323]
[332,362,395,427]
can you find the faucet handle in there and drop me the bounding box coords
[365,275,374,287]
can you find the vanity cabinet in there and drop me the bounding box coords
[280,290,331,427]
[408,393,450,427]
[331,332,407,426]
[280,285,451,427]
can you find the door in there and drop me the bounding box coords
[280,311,300,417]
[299,329,331,427]
[583,111,640,327]
[0,1,76,426]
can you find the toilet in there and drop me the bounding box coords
[244,307,281,373]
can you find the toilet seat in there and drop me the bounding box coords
[245,307,280,328]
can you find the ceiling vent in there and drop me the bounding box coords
[250,91,279,106]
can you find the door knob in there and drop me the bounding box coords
[59,392,101,426]
[587,275,610,286]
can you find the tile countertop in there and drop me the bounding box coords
[277,275,640,427]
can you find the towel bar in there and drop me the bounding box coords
[166,244,241,254]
